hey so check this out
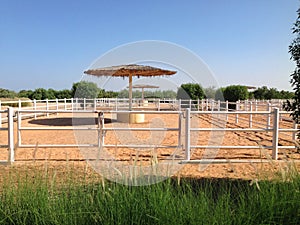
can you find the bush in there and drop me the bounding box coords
[72,81,100,99]
[223,85,249,102]
[177,83,205,100]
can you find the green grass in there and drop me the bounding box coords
[0,166,299,225]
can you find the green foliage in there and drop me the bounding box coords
[17,90,33,99]
[253,86,294,100]
[177,83,205,100]
[223,85,249,102]
[30,88,49,100]
[71,81,100,99]
[0,88,16,98]
[285,8,300,125]
[55,89,72,99]
[0,169,299,225]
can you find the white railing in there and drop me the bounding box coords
[0,108,14,164]
[16,109,183,154]
[182,108,297,163]
[0,98,297,164]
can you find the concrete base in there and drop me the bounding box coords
[117,112,145,123]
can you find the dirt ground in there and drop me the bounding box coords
[0,111,299,183]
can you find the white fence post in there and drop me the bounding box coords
[18,99,21,110]
[17,110,22,148]
[34,99,37,119]
[71,98,74,111]
[46,99,49,117]
[225,100,229,121]
[8,107,14,163]
[197,99,200,111]
[83,98,86,110]
[267,102,271,129]
[178,112,182,148]
[293,121,297,141]
[185,108,191,160]
[64,98,67,110]
[94,98,97,111]
[272,108,279,160]
[179,99,181,111]
[249,102,253,128]
[56,99,59,115]
[236,101,239,124]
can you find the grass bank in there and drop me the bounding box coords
[0,165,299,225]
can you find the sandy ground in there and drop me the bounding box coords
[0,110,299,183]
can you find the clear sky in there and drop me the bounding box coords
[0,0,299,91]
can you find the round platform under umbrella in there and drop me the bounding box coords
[84,64,176,110]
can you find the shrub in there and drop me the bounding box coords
[177,83,205,100]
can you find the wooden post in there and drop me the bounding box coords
[129,74,133,111]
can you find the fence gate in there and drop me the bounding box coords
[0,108,14,164]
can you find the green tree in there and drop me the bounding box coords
[0,88,16,98]
[253,86,269,99]
[176,83,205,100]
[55,89,72,99]
[18,90,33,99]
[223,85,249,102]
[71,81,100,98]
[285,7,300,142]
[31,88,48,100]
[46,88,57,99]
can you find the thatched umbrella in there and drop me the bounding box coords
[130,84,159,100]
[84,64,176,110]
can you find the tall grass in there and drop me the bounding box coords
[0,163,299,225]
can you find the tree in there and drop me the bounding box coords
[0,88,16,99]
[223,85,249,102]
[31,88,48,100]
[18,90,33,99]
[253,86,269,100]
[55,89,72,99]
[176,83,205,100]
[71,81,100,99]
[285,7,300,143]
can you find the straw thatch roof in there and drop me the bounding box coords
[131,84,159,89]
[84,64,176,77]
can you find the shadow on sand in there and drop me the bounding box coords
[28,117,115,126]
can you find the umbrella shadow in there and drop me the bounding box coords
[28,117,114,126]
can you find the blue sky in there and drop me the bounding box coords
[0,0,299,91]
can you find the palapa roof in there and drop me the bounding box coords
[84,64,176,77]
[131,84,159,89]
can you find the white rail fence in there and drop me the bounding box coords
[0,98,290,127]
[0,105,298,164]
[182,108,298,164]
